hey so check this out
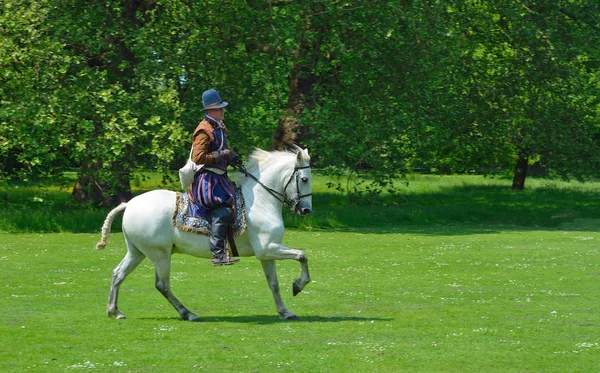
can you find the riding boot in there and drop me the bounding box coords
[209,206,239,266]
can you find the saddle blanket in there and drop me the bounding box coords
[172,189,247,236]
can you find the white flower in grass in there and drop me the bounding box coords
[576,342,598,349]
[154,325,176,332]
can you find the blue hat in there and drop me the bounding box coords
[201,89,228,111]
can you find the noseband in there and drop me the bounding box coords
[282,165,312,209]
[233,163,312,210]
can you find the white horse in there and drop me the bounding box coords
[95,147,312,321]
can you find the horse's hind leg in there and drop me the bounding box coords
[153,256,201,322]
[107,240,145,319]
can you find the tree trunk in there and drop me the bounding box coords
[511,155,529,190]
[271,42,319,150]
[272,3,326,150]
[72,176,132,207]
[70,0,154,205]
[72,161,132,207]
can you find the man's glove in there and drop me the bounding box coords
[212,149,237,162]
[222,149,237,161]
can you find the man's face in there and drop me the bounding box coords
[207,108,225,121]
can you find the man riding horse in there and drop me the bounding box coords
[188,89,240,266]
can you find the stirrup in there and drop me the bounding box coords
[212,253,240,267]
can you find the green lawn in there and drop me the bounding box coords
[1,222,598,372]
[1,174,599,371]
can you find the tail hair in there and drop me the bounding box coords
[95,203,128,250]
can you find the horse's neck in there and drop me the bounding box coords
[240,161,291,212]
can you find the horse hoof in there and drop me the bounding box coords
[184,313,202,322]
[279,311,299,321]
[293,283,301,297]
[108,310,126,319]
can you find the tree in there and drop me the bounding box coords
[448,0,600,189]
[378,0,600,189]
[1,0,188,205]
[0,0,69,180]
[2,0,599,202]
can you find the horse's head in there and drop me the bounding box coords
[285,146,312,216]
[240,146,313,215]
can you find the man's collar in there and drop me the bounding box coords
[205,114,224,128]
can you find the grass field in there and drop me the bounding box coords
[1,174,599,372]
[1,222,599,372]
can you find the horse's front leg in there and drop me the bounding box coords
[293,253,310,297]
[261,260,298,320]
[264,242,311,296]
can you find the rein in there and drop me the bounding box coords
[232,161,312,210]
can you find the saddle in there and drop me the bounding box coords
[172,188,247,256]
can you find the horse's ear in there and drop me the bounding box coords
[296,147,310,164]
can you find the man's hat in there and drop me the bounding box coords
[201,89,228,111]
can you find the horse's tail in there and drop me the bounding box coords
[95,203,128,250]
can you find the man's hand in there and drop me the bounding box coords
[212,149,237,162]
[222,149,237,161]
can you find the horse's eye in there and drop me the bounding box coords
[301,177,308,183]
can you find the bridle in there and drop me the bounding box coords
[282,165,312,209]
[233,162,312,210]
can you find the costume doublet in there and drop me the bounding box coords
[188,115,235,219]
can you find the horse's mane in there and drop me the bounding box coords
[245,147,309,171]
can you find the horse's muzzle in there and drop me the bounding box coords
[297,207,312,216]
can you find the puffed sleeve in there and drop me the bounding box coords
[191,131,217,165]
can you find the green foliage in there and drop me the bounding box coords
[1,0,599,198]
[308,0,600,180]
[0,0,190,203]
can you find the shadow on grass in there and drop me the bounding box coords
[303,219,600,236]
[138,315,393,325]
[2,181,599,234]
[284,184,600,235]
